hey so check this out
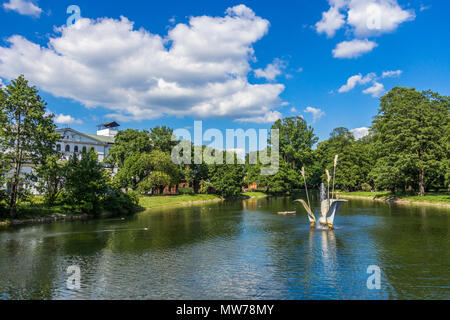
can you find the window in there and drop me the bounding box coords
[82,146,87,153]
[90,147,95,152]
[56,144,61,151]
[74,146,79,153]
[65,145,70,152]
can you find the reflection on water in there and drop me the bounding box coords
[0,195,449,300]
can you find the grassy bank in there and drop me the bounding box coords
[242,191,268,199]
[337,191,450,207]
[139,194,222,209]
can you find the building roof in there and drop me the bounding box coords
[56,128,115,144]
[85,133,115,144]
[96,121,120,128]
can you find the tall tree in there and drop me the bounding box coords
[207,151,245,198]
[315,127,373,191]
[0,75,59,218]
[35,155,67,205]
[105,129,152,168]
[64,150,109,214]
[149,126,178,153]
[370,87,449,195]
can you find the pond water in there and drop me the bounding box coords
[0,194,449,300]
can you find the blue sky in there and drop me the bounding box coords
[0,0,448,143]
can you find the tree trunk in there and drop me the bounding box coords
[419,169,425,197]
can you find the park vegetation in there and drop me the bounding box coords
[0,75,449,220]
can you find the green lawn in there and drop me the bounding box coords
[138,194,222,209]
[242,191,268,199]
[338,191,450,204]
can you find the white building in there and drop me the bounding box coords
[2,122,119,195]
[56,122,119,162]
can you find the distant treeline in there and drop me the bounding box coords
[247,87,449,196]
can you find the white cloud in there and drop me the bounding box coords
[315,4,346,38]
[254,58,287,81]
[382,69,402,78]
[304,107,325,123]
[290,107,297,113]
[53,113,83,125]
[3,0,42,17]
[316,0,415,38]
[0,5,286,123]
[236,111,282,124]
[351,127,369,139]
[338,72,376,93]
[363,81,384,97]
[347,0,415,37]
[332,39,378,58]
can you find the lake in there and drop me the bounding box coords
[0,194,449,300]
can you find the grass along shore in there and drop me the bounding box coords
[0,192,269,227]
[337,191,450,207]
[138,191,269,209]
[138,194,222,209]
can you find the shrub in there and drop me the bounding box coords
[178,187,194,195]
[102,191,140,215]
[361,183,372,192]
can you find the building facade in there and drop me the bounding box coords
[56,122,119,162]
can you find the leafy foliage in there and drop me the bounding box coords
[0,75,59,218]
[63,150,109,214]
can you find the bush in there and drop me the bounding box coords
[102,191,140,215]
[361,183,372,192]
[178,187,194,195]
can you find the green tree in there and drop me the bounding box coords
[315,127,374,191]
[64,150,109,214]
[115,149,180,193]
[106,129,152,168]
[149,126,178,153]
[35,155,67,205]
[137,149,181,194]
[370,87,449,195]
[0,75,59,218]
[209,152,245,198]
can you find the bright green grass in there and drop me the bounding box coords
[339,191,450,204]
[138,194,221,209]
[242,191,268,199]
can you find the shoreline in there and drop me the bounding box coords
[0,213,91,228]
[141,197,224,210]
[0,193,268,228]
[338,194,450,208]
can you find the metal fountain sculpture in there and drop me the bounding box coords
[295,155,347,229]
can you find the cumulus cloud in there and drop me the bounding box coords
[315,4,346,38]
[338,70,398,97]
[338,73,376,92]
[332,39,378,58]
[254,58,287,81]
[0,5,285,123]
[346,0,415,37]
[3,0,42,17]
[236,111,282,124]
[53,113,83,125]
[316,0,415,38]
[316,1,415,59]
[304,107,325,123]
[351,127,370,139]
[363,81,384,97]
[382,69,402,78]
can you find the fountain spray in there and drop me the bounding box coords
[332,155,338,200]
[301,167,311,209]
